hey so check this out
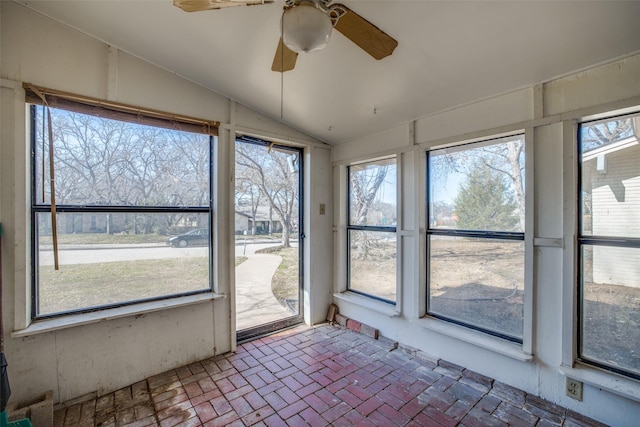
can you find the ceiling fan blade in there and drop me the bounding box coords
[330,4,398,60]
[174,0,273,13]
[271,37,298,72]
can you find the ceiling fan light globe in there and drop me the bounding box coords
[282,3,332,53]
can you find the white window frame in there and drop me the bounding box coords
[334,157,401,317]
[421,129,534,358]
[559,108,640,401]
[346,157,398,303]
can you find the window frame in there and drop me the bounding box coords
[29,101,216,320]
[425,134,527,344]
[346,157,398,305]
[576,111,640,380]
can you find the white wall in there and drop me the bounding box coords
[0,1,331,404]
[332,54,640,426]
[305,146,333,325]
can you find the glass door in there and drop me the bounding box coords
[234,136,303,342]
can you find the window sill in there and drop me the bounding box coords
[12,293,225,338]
[333,292,400,317]
[418,316,533,362]
[559,363,640,403]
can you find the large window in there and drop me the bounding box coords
[427,135,525,342]
[31,101,214,318]
[347,158,397,303]
[578,111,640,379]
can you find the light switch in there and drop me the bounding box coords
[319,203,326,215]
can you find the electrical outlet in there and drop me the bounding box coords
[319,203,326,215]
[566,377,583,401]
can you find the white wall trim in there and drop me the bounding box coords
[11,293,224,338]
[332,143,417,166]
[523,126,535,357]
[418,316,534,363]
[418,96,640,149]
[333,166,348,294]
[333,292,400,318]
[560,364,640,403]
[334,95,640,168]
[234,125,328,150]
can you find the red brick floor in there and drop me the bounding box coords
[54,324,607,427]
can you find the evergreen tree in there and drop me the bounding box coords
[454,162,519,231]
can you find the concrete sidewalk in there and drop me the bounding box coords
[235,253,293,331]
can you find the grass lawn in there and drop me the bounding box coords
[256,246,299,310]
[38,256,247,315]
[40,233,167,245]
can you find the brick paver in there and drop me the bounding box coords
[53,324,608,427]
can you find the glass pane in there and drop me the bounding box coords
[429,135,525,233]
[37,212,210,315]
[580,114,640,237]
[429,236,524,340]
[349,230,396,303]
[349,159,397,227]
[581,245,640,376]
[235,141,301,332]
[33,105,210,207]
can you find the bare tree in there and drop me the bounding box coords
[50,110,132,233]
[349,162,392,259]
[40,108,212,236]
[172,132,211,207]
[582,118,633,151]
[350,164,389,226]
[235,142,299,247]
[235,176,262,235]
[52,110,128,206]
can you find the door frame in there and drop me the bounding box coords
[234,135,304,343]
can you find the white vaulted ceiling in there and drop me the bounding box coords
[14,0,640,145]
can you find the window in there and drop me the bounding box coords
[427,135,525,342]
[578,111,640,379]
[31,99,215,318]
[347,158,397,303]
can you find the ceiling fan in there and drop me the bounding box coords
[173,0,398,72]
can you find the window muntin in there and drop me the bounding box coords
[32,105,213,318]
[578,113,640,379]
[347,158,397,303]
[427,135,525,342]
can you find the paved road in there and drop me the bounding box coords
[38,242,284,265]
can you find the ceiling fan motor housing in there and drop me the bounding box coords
[282,1,333,53]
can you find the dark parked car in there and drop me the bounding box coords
[167,228,209,247]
